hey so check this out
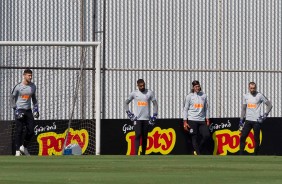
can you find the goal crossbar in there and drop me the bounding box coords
[0,41,101,155]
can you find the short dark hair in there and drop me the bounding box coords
[23,69,32,75]
[137,79,145,84]
[249,82,256,86]
[192,80,200,87]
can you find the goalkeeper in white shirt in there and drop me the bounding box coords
[239,82,272,155]
[124,79,158,155]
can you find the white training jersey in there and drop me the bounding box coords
[243,92,268,122]
[182,91,209,121]
[127,89,156,120]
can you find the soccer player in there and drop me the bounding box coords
[182,80,210,155]
[124,79,158,155]
[10,69,39,156]
[239,82,272,155]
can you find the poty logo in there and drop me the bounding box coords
[213,129,262,155]
[126,127,176,155]
[37,128,89,156]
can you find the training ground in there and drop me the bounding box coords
[0,155,281,184]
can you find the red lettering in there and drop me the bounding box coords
[152,130,162,149]
[37,128,89,156]
[215,133,230,155]
[126,127,176,155]
[213,129,262,155]
[229,135,240,149]
[246,131,255,149]
[39,136,57,156]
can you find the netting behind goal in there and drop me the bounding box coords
[0,43,100,155]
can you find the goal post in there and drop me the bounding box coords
[0,41,101,155]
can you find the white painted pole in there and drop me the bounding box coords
[95,44,101,155]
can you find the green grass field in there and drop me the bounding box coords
[0,155,282,184]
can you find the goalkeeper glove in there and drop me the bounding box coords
[257,113,268,124]
[33,104,39,119]
[238,119,244,132]
[126,110,137,121]
[14,108,24,120]
[149,113,158,126]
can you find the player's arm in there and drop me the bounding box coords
[182,95,191,131]
[10,84,19,109]
[10,84,24,119]
[257,100,273,123]
[239,96,247,131]
[264,101,273,115]
[31,90,38,106]
[32,88,39,118]
[152,100,158,115]
[240,104,247,120]
[148,92,158,125]
[10,94,17,109]
[258,95,273,122]
[124,93,133,112]
[204,97,210,126]
[124,92,136,121]
[151,91,158,116]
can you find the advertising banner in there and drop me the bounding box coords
[0,120,95,155]
[101,118,282,155]
[1,118,282,155]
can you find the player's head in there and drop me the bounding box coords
[23,69,33,84]
[248,82,257,95]
[137,79,145,92]
[191,80,201,93]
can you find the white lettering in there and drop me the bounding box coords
[34,122,57,135]
[123,124,134,134]
[209,120,232,132]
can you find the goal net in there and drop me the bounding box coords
[0,41,101,155]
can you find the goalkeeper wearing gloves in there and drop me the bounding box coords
[239,82,272,155]
[124,79,158,155]
[182,80,210,155]
[10,69,39,156]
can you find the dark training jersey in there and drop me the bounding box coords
[11,82,38,110]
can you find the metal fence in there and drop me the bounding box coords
[102,0,282,118]
[0,0,281,120]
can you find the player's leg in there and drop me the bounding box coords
[188,121,200,155]
[252,122,261,155]
[141,121,149,155]
[198,121,210,154]
[134,121,142,155]
[239,121,253,155]
[21,109,34,155]
[15,117,24,156]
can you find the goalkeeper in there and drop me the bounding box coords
[10,69,39,156]
[239,82,272,155]
[182,80,210,155]
[124,79,158,155]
